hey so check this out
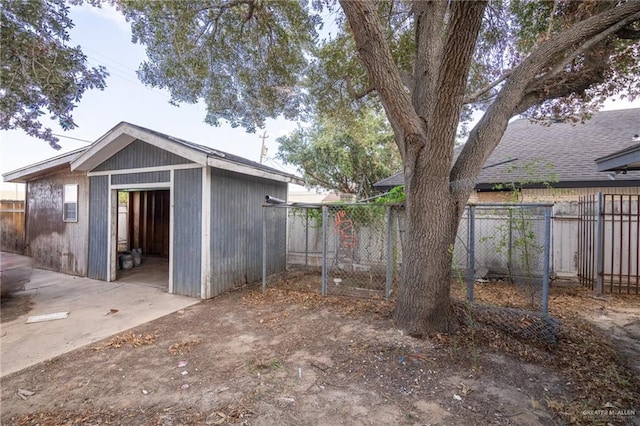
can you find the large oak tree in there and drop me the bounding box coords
[117,0,640,336]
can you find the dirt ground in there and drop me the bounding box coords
[1,274,639,425]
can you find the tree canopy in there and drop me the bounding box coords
[0,0,108,149]
[114,0,640,335]
[276,109,401,199]
[117,0,319,132]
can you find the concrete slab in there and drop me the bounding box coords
[0,255,199,377]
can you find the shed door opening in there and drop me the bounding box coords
[116,189,170,289]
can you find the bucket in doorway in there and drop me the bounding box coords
[119,252,134,270]
[132,248,143,267]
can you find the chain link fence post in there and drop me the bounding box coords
[542,205,551,314]
[467,205,475,303]
[385,206,393,301]
[321,205,328,297]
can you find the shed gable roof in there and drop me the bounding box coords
[4,122,303,185]
[72,122,303,184]
[374,108,640,191]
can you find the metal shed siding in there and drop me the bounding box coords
[173,168,202,297]
[93,139,192,171]
[111,171,170,185]
[87,175,109,280]
[209,168,287,296]
[25,169,89,276]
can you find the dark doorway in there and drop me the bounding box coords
[116,189,170,289]
[127,190,170,257]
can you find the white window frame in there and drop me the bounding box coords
[63,184,78,222]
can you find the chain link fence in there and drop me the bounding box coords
[453,203,558,345]
[454,204,553,309]
[263,203,402,299]
[263,201,559,345]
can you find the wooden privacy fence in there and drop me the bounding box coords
[578,194,640,294]
[0,200,26,253]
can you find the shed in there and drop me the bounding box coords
[3,122,302,299]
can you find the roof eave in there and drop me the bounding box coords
[206,157,304,185]
[595,143,640,172]
[476,179,640,191]
[2,148,86,183]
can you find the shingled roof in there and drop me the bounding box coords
[374,108,640,191]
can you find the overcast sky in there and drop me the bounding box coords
[1,4,639,198]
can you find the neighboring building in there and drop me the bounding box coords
[374,108,640,202]
[288,190,328,204]
[596,141,640,173]
[3,122,302,299]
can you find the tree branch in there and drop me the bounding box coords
[536,11,640,87]
[451,1,640,200]
[411,0,448,121]
[304,170,344,192]
[430,0,487,170]
[339,0,425,160]
[464,70,511,104]
[344,76,374,99]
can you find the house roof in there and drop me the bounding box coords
[4,122,303,185]
[595,141,640,172]
[374,108,640,191]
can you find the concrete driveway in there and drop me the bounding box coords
[0,253,199,377]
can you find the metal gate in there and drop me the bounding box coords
[578,193,640,294]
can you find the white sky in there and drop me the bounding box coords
[1,4,639,198]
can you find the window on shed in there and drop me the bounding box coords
[63,184,78,222]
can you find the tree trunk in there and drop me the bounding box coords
[395,150,463,337]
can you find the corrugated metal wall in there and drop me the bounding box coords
[111,171,170,185]
[25,170,90,276]
[173,168,202,297]
[87,175,109,280]
[209,168,287,296]
[93,139,192,171]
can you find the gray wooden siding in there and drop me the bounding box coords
[94,139,192,171]
[87,175,109,280]
[111,171,170,185]
[173,168,202,297]
[25,170,90,276]
[209,168,287,296]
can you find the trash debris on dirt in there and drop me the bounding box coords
[2,280,638,426]
[141,390,149,395]
[92,331,158,350]
[26,312,69,323]
[168,337,202,355]
[105,309,119,316]
[16,389,35,400]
